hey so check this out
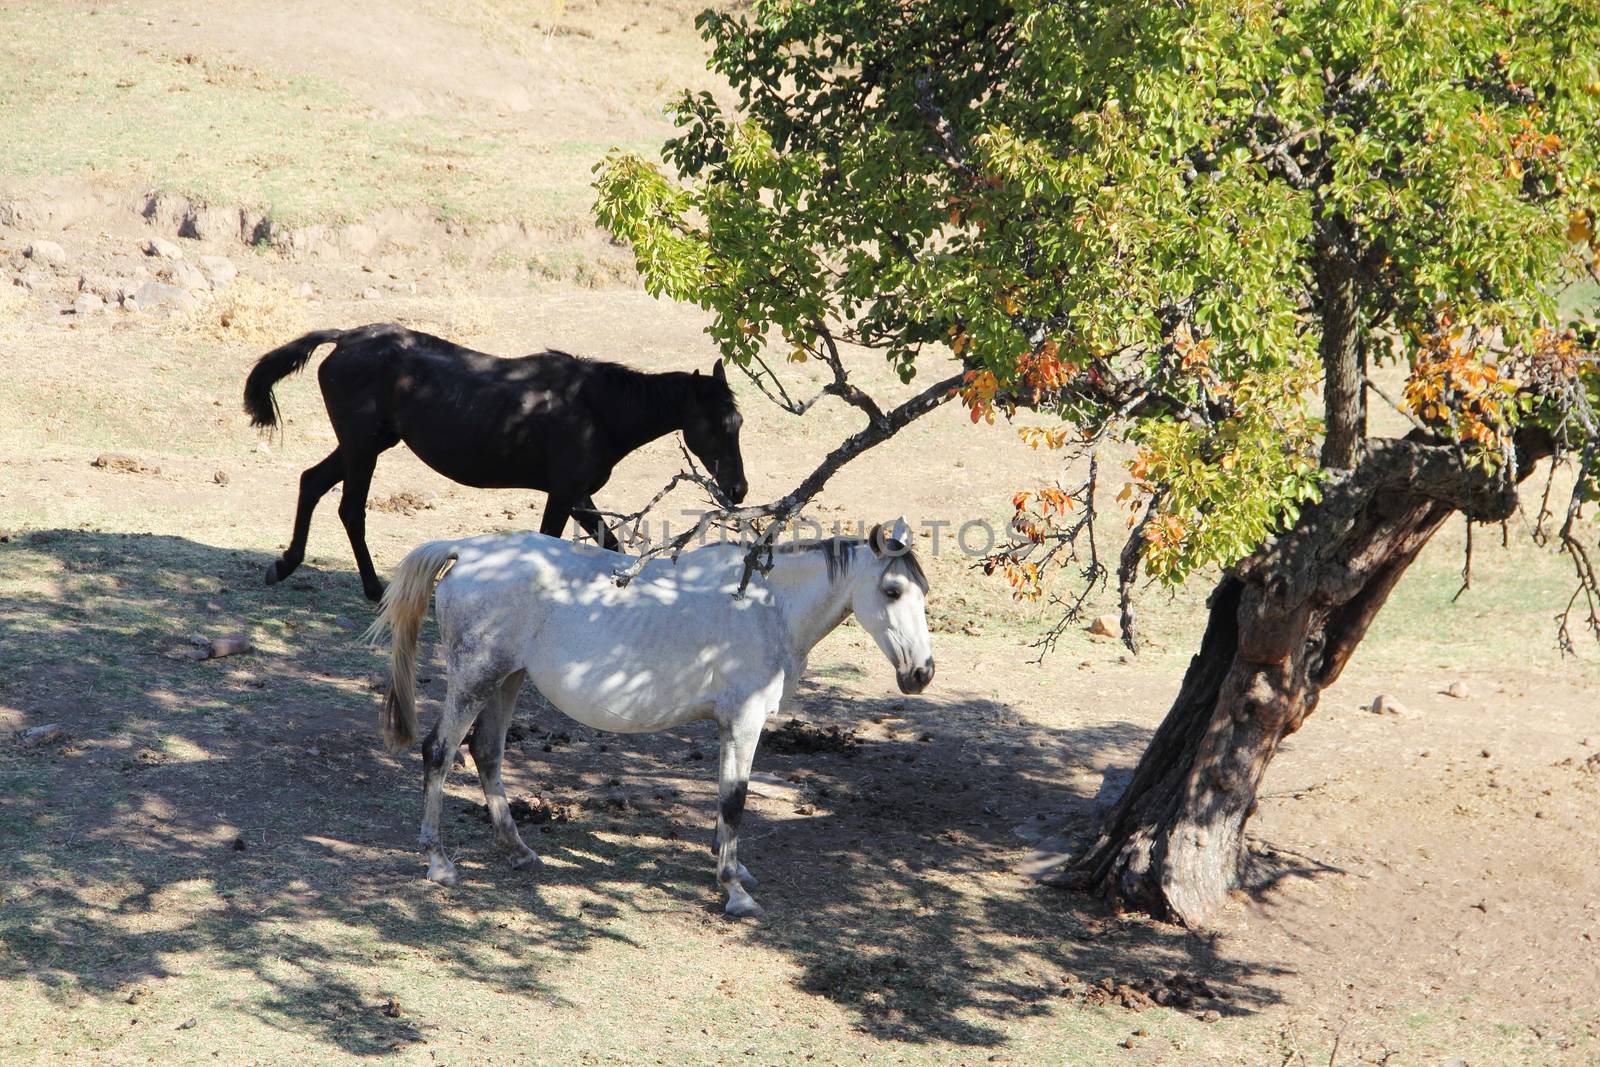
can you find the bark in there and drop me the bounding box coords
[1064,431,1553,928]
[1316,251,1366,471]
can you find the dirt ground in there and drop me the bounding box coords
[3,4,1599,1065]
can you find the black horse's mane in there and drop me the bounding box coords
[557,350,737,411]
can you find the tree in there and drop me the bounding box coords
[594,0,1600,926]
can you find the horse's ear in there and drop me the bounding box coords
[692,368,701,377]
[711,360,727,383]
[889,516,912,544]
[867,523,888,557]
[869,521,908,558]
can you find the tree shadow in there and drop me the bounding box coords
[0,529,1301,1054]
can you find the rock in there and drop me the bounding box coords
[161,261,208,291]
[77,272,119,297]
[1198,1009,1221,1024]
[23,239,66,267]
[175,1018,197,1031]
[71,293,105,316]
[1088,614,1119,638]
[1446,681,1471,699]
[252,441,271,456]
[92,453,159,474]
[19,723,65,747]
[361,286,381,300]
[180,204,242,242]
[1091,765,1133,817]
[198,254,237,288]
[297,281,315,297]
[185,633,252,660]
[123,280,196,312]
[212,469,229,486]
[1370,693,1407,716]
[143,236,183,260]
[746,772,802,805]
[13,269,46,291]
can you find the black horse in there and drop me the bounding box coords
[243,323,747,601]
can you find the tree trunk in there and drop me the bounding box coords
[1065,434,1551,927]
[1316,251,1367,471]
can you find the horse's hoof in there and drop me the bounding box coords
[426,862,459,887]
[363,583,386,603]
[263,561,282,586]
[723,896,764,919]
[510,850,543,871]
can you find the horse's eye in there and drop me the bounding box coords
[883,585,901,602]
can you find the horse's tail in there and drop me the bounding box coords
[242,328,346,430]
[363,540,460,753]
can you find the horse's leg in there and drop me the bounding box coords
[336,449,386,601]
[713,688,778,918]
[539,494,573,539]
[570,496,620,551]
[266,448,343,586]
[418,671,494,887]
[469,670,541,870]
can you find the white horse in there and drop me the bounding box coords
[366,518,935,917]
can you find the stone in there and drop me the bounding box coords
[180,204,242,242]
[361,286,381,300]
[161,261,209,291]
[92,453,159,474]
[746,772,802,805]
[23,239,66,267]
[124,280,196,312]
[77,272,119,297]
[13,270,46,291]
[198,254,237,288]
[19,723,65,747]
[1446,681,1471,699]
[71,293,105,316]
[1370,693,1408,716]
[143,236,184,260]
[1088,613,1119,637]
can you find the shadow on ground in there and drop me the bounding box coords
[0,530,1304,1053]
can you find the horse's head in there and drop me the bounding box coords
[685,361,748,504]
[852,518,935,695]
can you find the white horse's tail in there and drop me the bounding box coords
[363,540,460,753]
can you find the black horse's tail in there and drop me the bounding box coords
[243,328,346,430]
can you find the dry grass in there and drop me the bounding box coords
[0,282,31,341]
[391,282,495,346]
[168,278,307,346]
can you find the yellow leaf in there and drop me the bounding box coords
[1569,210,1593,245]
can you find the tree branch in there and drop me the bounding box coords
[610,370,965,587]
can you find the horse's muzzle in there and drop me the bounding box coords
[897,658,935,695]
[723,478,748,505]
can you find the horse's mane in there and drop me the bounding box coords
[776,536,929,592]
[560,351,738,411]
